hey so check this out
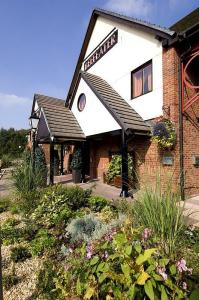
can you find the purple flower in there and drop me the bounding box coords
[105,228,117,241]
[103,251,109,259]
[182,282,188,290]
[157,267,168,281]
[176,258,187,273]
[86,243,93,260]
[142,228,152,241]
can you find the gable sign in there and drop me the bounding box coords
[84,29,118,71]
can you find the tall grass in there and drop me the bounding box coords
[12,151,45,214]
[133,173,185,255]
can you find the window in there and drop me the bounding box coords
[77,93,86,111]
[131,60,152,99]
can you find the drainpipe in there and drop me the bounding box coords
[178,59,185,200]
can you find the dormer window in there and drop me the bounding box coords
[131,60,152,99]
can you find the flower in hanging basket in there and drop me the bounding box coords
[152,119,176,149]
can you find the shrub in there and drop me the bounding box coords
[1,154,12,168]
[30,229,56,256]
[0,196,10,213]
[66,214,103,242]
[70,148,83,170]
[1,218,23,245]
[36,260,59,299]
[31,185,73,227]
[106,154,133,182]
[88,195,108,212]
[53,224,195,299]
[133,175,185,255]
[10,245,31,262]
[2,272,19,290]
[35,146,47,187]
[12,150,46,213]
[63,186,91,210]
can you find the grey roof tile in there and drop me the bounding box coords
[81,71,150,134]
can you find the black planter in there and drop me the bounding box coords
[72,169,82,183]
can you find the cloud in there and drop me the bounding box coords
[0,93,31,107]
[103,0,153,18]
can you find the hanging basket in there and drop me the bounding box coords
[151,118,176,149]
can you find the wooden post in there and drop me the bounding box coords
[120,130,129,197]
[61,144,64,175]
[50,142,54,185]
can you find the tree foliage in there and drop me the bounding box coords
[0,127,28,158]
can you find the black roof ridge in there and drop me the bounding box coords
[94,8,174,36]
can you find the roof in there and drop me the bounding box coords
[66,8,175,105]
[31,94,65,115]
[170,8,199,33]
[80,71,150,134]
[41,103,85,142]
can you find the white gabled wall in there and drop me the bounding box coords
[71,78,121,136]
[82,17,163,120]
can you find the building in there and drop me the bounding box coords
[30,8,199,198]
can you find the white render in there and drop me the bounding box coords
[82,16,163,120]
[71,77,121,136]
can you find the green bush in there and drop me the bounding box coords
[36,260,59,299]
[63,186,91,210]
[12,150,46,214]
[52,223,195,299]
[133,175,185,255]
[106,154,133,182]
[10,245,31,262]
[31,185,92,228]
[1,218,23,245]
[0,196,10,213]
[88,195,108,212]
[35,146,47,187]
[66,214,104,242]
[1,154,12,168]
[30,229,56,256]
[2,272,19,290]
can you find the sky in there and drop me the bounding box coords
[0,0,198,129]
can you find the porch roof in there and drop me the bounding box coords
[36,101,85,143]
[81,71,150,134]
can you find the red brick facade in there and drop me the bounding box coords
[89,45,199,196]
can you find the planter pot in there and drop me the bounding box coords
[72,169,82,183]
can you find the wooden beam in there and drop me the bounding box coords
[60,144,64,175]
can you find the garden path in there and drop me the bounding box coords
[0,169,13,198]
[183,195,199,227]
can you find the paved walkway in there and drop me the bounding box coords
[182,195,199,226]
[0,169,13,198]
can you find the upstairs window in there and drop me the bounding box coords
[131,60,152,99]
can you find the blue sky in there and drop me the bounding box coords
[0,0,198,129]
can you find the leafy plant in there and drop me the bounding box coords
[133,174,185,255]
[10,245,32,262]
[152,118,176,149]
[30,229,56,256]
[65,214,104,242]
[1,218,23,245]
[36,260,59,299]
[1,154,12,168]
[106,154,133,182]
[53,224,192,299]
[70,148,83,170]
[35,146,47,187]
[2,271,19,290]
[88,196,108,212]
[0,196,11,213]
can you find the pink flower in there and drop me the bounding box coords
[182,282,187,290]
[86,243,93,260]
[176,258,187,273]
[103,251,109,259]
[157,267,168,281]
[142,228,152,241]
